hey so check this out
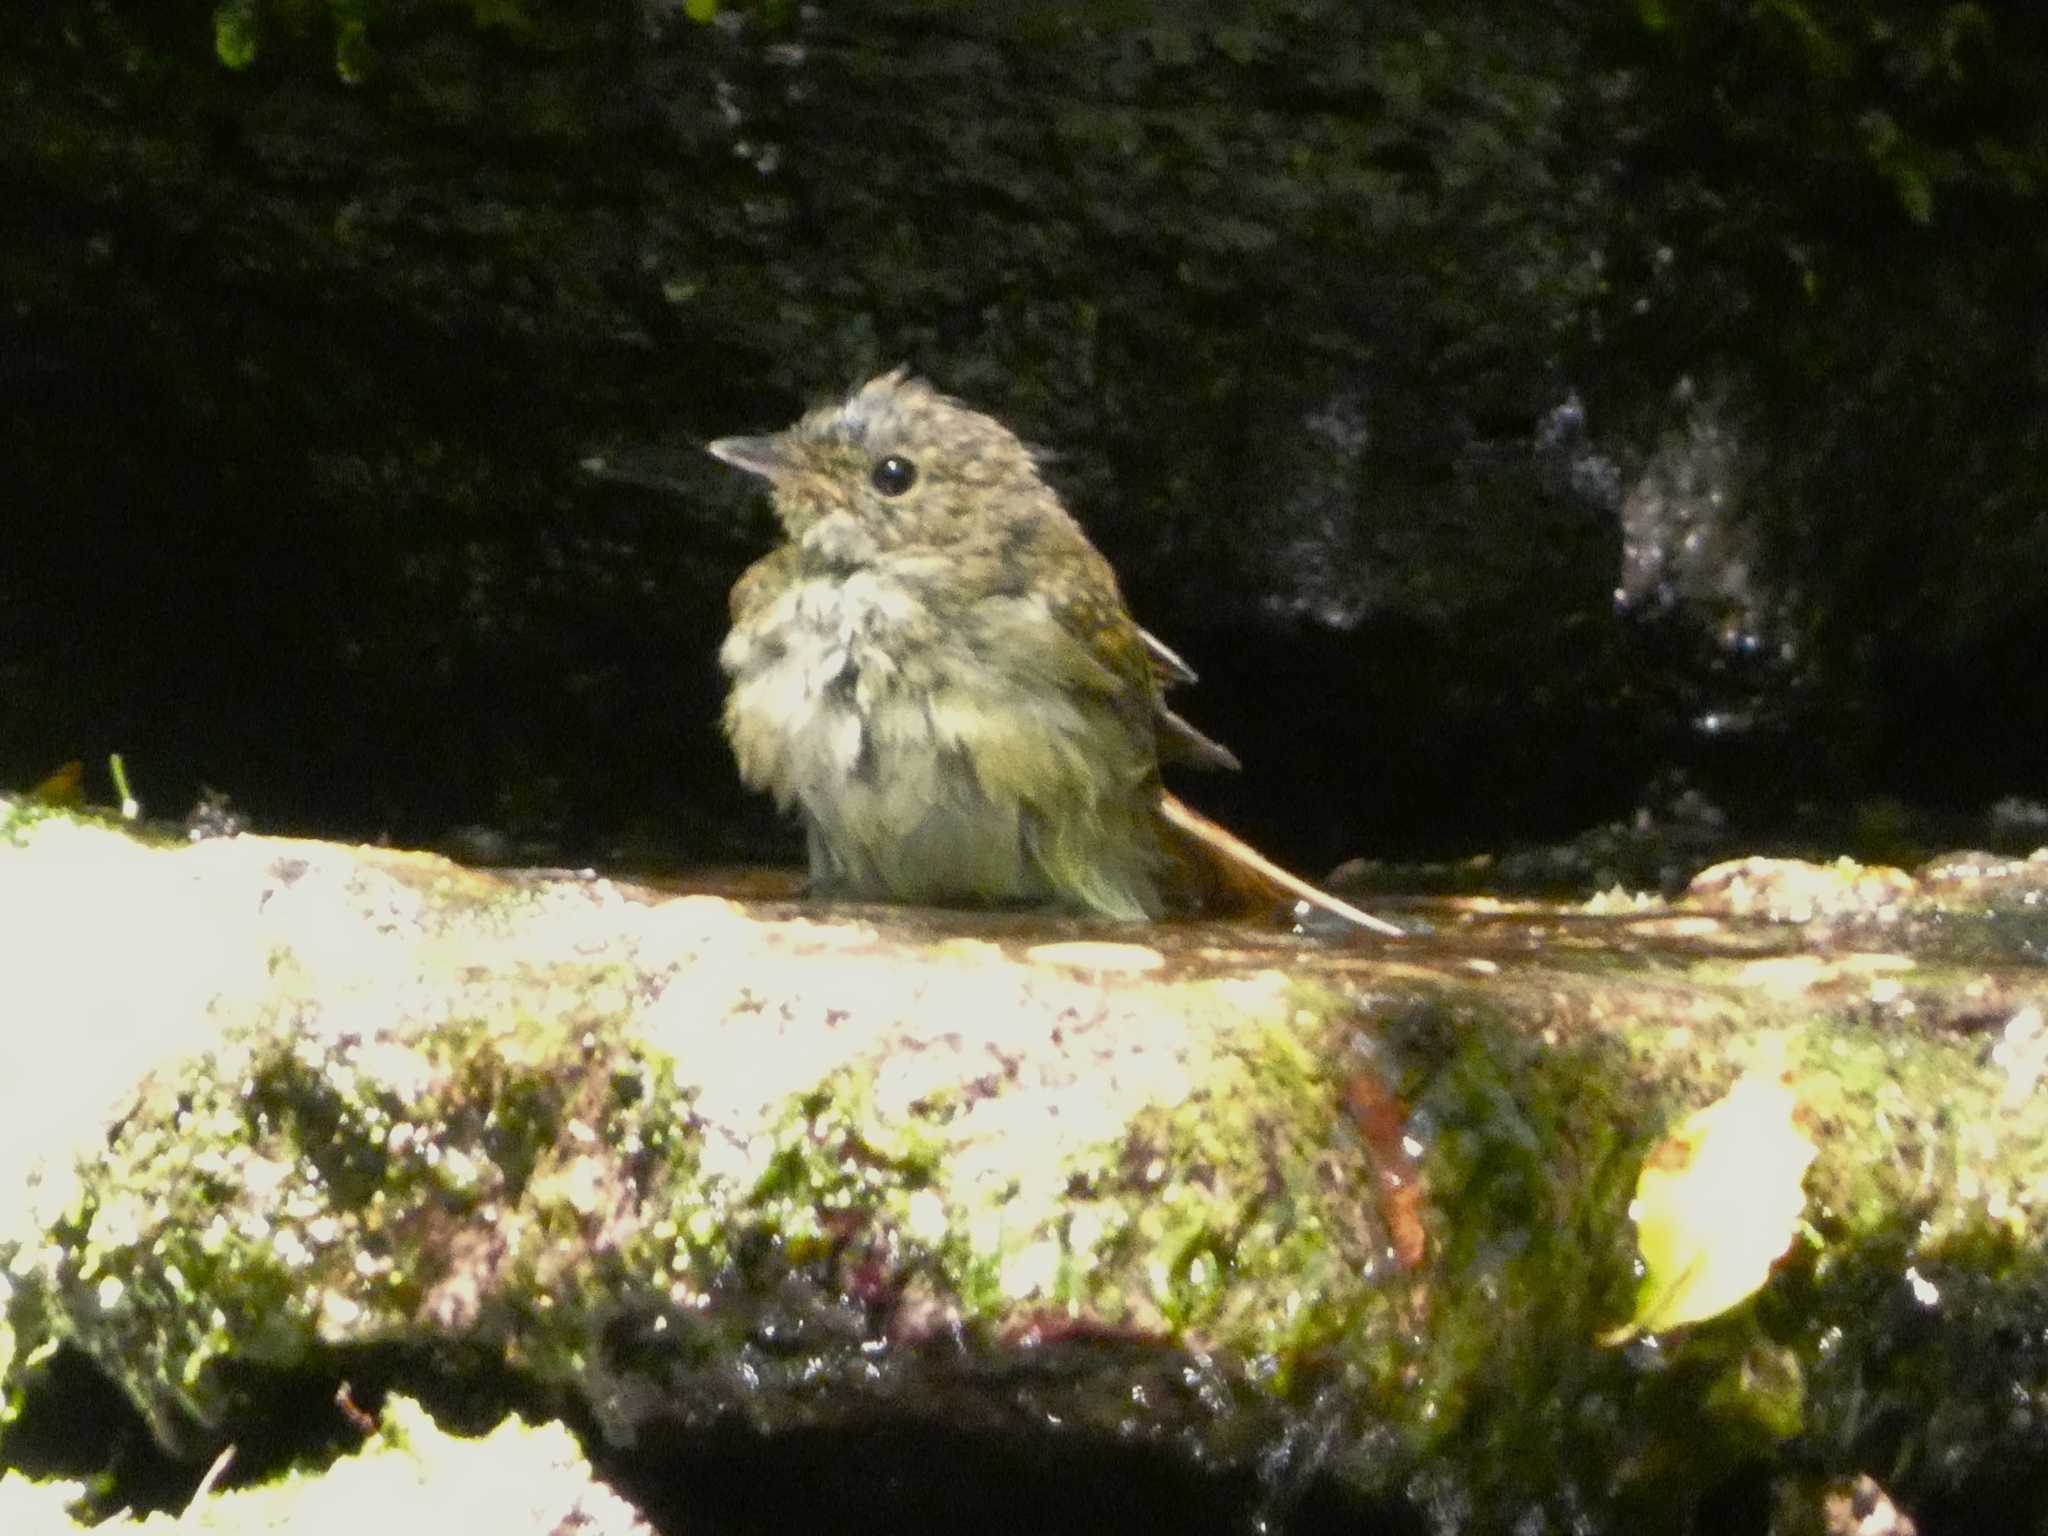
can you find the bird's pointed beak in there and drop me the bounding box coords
[706,434,792,481]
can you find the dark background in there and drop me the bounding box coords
[5,0,2045,877]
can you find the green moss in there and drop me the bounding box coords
[207,0,532,82]
[6,823,2045,1522]
[213,0,261,70]
[0,798,53,846]
[204,0,811,79]
[1344,942,2048,1524]
[335,18,372,84]
[734,1070,944,1263]
[1113,999,1383,1371]
[244,1049,396,1211]
[1,800,118,847]
[5,962,680,1439]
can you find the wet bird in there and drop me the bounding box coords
[709,369,1398,934]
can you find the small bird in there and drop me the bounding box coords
[709,369,1398,934]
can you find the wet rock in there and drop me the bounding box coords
[1683,856,1917,925]
[4,810,2048,1532]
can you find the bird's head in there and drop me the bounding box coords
[708,368,1052,555]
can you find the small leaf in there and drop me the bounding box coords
[1603,1071,1816,1343]
[26,761,84,807]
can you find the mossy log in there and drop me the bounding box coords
[2,809,2046,1532]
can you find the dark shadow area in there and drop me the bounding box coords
[0,1341,565,1522]
[1,1344,1432,1534]
[599,1415,1432,1536]
[0,1345,194,1517]
[8,3,2046,883]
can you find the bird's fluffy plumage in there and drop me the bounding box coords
[710,369,1399,934]
[713,370,1172,917]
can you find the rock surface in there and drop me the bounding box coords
[4,807,2048,1530]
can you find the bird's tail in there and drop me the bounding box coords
[1156,792,1402,936]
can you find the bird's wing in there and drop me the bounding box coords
[1156,704,1242,773]
[1141,628,1201,688]
[1139,628,1240,772]
[974,585,1155,719]
[973,563,1244,776]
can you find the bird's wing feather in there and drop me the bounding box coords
[1141,627,1201,689]
[1156,702,1242,772]
[1135,627,1241,770]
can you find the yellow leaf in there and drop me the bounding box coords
[1602,1071,1816,1343]
[25,761,84,807]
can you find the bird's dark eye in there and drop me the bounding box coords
[870,455,918,497]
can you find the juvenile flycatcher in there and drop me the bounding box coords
[711,369,1397,934]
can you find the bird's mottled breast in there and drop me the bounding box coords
[721,565,928,692]
[719,549,950,804]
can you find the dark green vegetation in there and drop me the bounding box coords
[4,3,2044,861]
